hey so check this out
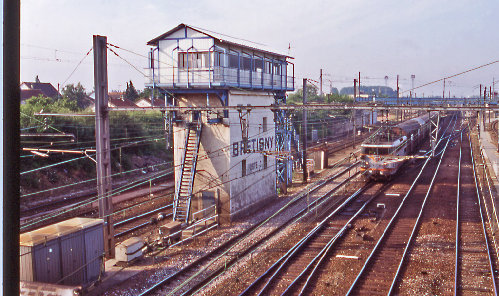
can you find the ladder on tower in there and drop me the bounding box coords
[173,118,202,223]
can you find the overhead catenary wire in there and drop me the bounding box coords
[21,160,172,198]
[21,167,174,230]
[401,60,499,94]
[20,135,171,174]
[21,112,67,135]
[61,47,93,87]
[107,46,147,77]
[22,121,283,228]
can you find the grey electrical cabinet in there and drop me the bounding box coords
[20,218,104,286]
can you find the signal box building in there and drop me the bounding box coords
[146,24,294,224]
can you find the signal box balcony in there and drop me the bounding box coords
[145,24,294,92]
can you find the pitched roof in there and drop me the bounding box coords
[21,89,44,101]
[147,23,291,58]
[108,91,123,100]
[21,82,60,98]
[108,97,137,108]
[136,97,166,107]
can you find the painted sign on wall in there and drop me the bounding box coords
[232,136,274,157]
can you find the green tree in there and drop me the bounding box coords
[287,85,322,104]
[139,87,160,99]
[61,83,88,110]
[125,80,139,102]
[20,95,78,131]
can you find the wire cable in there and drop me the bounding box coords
[61,47,93,87]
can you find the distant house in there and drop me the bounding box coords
[20,81,61,104]
[20,89,44,104]
[136,97,166,108]
[108,96,138,108]
[108,91,123,101]
[21,82,60,98]
[88,92,138,111]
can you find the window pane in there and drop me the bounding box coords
[254,59,263,72]
[242,57,251,70]
[228,54,239,69]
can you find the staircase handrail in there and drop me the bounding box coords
[185,117,203,223]
[174,123,192,220]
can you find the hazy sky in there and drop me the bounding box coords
[21,0,499,97]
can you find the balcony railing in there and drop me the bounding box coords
[146,65,295,91]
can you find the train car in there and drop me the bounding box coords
[360,113,435,180]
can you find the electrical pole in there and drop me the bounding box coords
[442,78,446,102]
[353,79,357,149]
[302,78,308,183]
[319,69,323,96]
[358,72,361,98]
[94,35,115,258]
[411,74,415,117]
[489,86,492,124]
[354,79,357,99]
[397,75,400,122]
[484,87,487,126]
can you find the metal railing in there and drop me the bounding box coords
[146,65,294,91]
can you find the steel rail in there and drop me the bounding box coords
[387,115,456,295]
[470,130,498,295]
[479,153,499,270]
[246,185,370,296]
[345,143,433,295]
[138,160,360,296]
[176,170,362,296]
[114,203,173,227]
[114,214,173,238]
[113,204,174,238]
[453,130,463,296]
[478,147,499,250]
[291,183,393,296]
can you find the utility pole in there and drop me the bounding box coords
[442,78,446,102]
[354,79,357,99]
[411,74,415,117]
[397,75,400,122]
[302,78,308,183]
[479,84,483,130]
[319,69,323,96]
[489,86,492,124]
[353,79,357,149]
[484,87,487,126]
[94,35,115,258]
[358,72,361,99]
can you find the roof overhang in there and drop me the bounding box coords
[147,23,292,59]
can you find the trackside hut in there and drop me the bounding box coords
[146,24,294,223]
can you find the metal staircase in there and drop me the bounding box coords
[173,118,202,223]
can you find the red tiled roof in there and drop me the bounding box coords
[108,97,137,108]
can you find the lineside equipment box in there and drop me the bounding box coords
[20,217,104,286]
[116,237,144,263]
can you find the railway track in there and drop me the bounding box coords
[20,182,175,234]
[114,203,173,238]
[236,125,445,295]
[20,170,174,217]
[137,158,361,296]
[193,113,457,296]
[238,182,390,296]
[21,132,357,232]
[455,130,498,294]
[346,113,457,295]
